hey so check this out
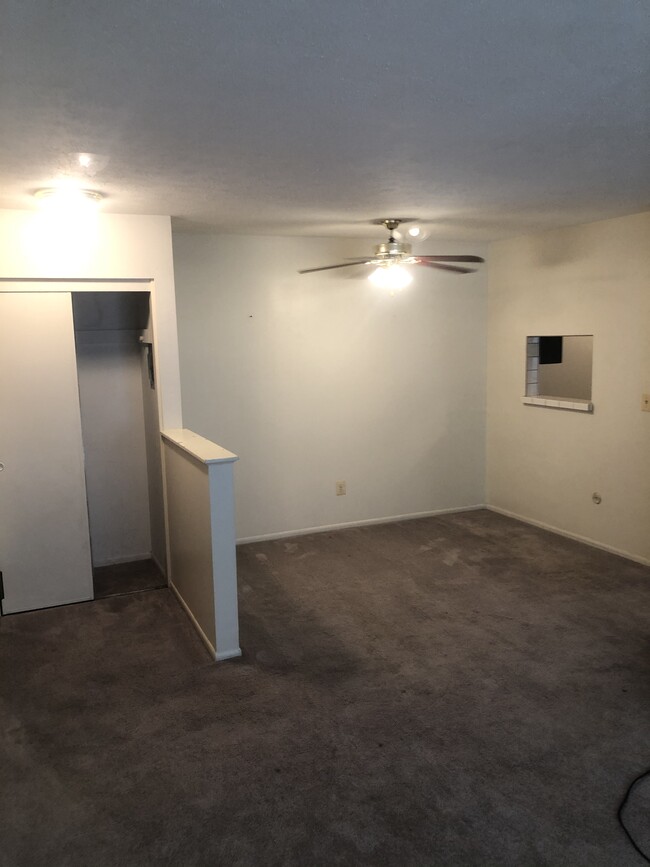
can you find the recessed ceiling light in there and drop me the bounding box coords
[407,226,421,238]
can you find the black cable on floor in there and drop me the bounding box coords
[618,769,650,863]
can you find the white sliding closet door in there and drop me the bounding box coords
[0,292,93,613]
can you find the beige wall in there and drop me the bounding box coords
[163,442,216,648]
[486,212,650,564]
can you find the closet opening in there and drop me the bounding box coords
[72,291,167,599]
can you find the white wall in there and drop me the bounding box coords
[173,233,488,540]
[75,330,152,565]
[0,209,182,429]
[486,211,650,564]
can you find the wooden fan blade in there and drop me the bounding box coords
[417,255,485,263]
[417,261,476,274]
[298,260,371,274]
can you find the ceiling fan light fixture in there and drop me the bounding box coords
[368,263,413,291]
[297,218,483,280]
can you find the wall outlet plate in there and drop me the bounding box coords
[335,481,346,496]
[642,394,650,412]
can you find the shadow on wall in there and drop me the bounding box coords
[528,229,593,267]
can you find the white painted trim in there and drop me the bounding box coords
[522,395,593,412]
[237,505,485,545]
[0,279,152,288]
[486,505,650,567]
[208,461,242,661]
[162,429,238,465]
[216,648,243,661]
[169,579,216,659]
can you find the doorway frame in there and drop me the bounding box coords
[0,280,175,611]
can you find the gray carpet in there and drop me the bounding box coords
[1,509,649,866]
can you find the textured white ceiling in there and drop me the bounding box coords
[1,1,648,240]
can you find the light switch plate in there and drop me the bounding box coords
[642,394,650,412]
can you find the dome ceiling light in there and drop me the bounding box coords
[34,187,104,207]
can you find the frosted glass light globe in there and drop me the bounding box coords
[368,264,413,291]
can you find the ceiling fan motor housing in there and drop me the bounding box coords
[374,239,412,260]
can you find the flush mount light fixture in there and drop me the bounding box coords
[34,187,104,207]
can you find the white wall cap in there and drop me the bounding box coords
[162,429,239,465]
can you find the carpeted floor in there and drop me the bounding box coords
[1,509,649,866]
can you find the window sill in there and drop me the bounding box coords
[522,396,593,412]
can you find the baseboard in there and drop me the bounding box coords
[169,580,217,660]
[486,505,650,567]
[169,580,242,662]
[237,504,485,545]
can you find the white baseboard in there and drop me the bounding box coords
[237,504,485,545]
[169,580,216,659]
[487,505,650,567]
[216,648,243,661]
[169,580,242,662]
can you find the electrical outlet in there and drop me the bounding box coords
[336,481,346,496]
[642,394,650,412]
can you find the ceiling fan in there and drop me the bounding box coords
[298,218,484,291]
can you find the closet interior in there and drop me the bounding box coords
[72,291,167,598]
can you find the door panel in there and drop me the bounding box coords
[0,293,93,613]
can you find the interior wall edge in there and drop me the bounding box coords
[151,551,167,581]
[486,505,650,568]
[236,504,486,546]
